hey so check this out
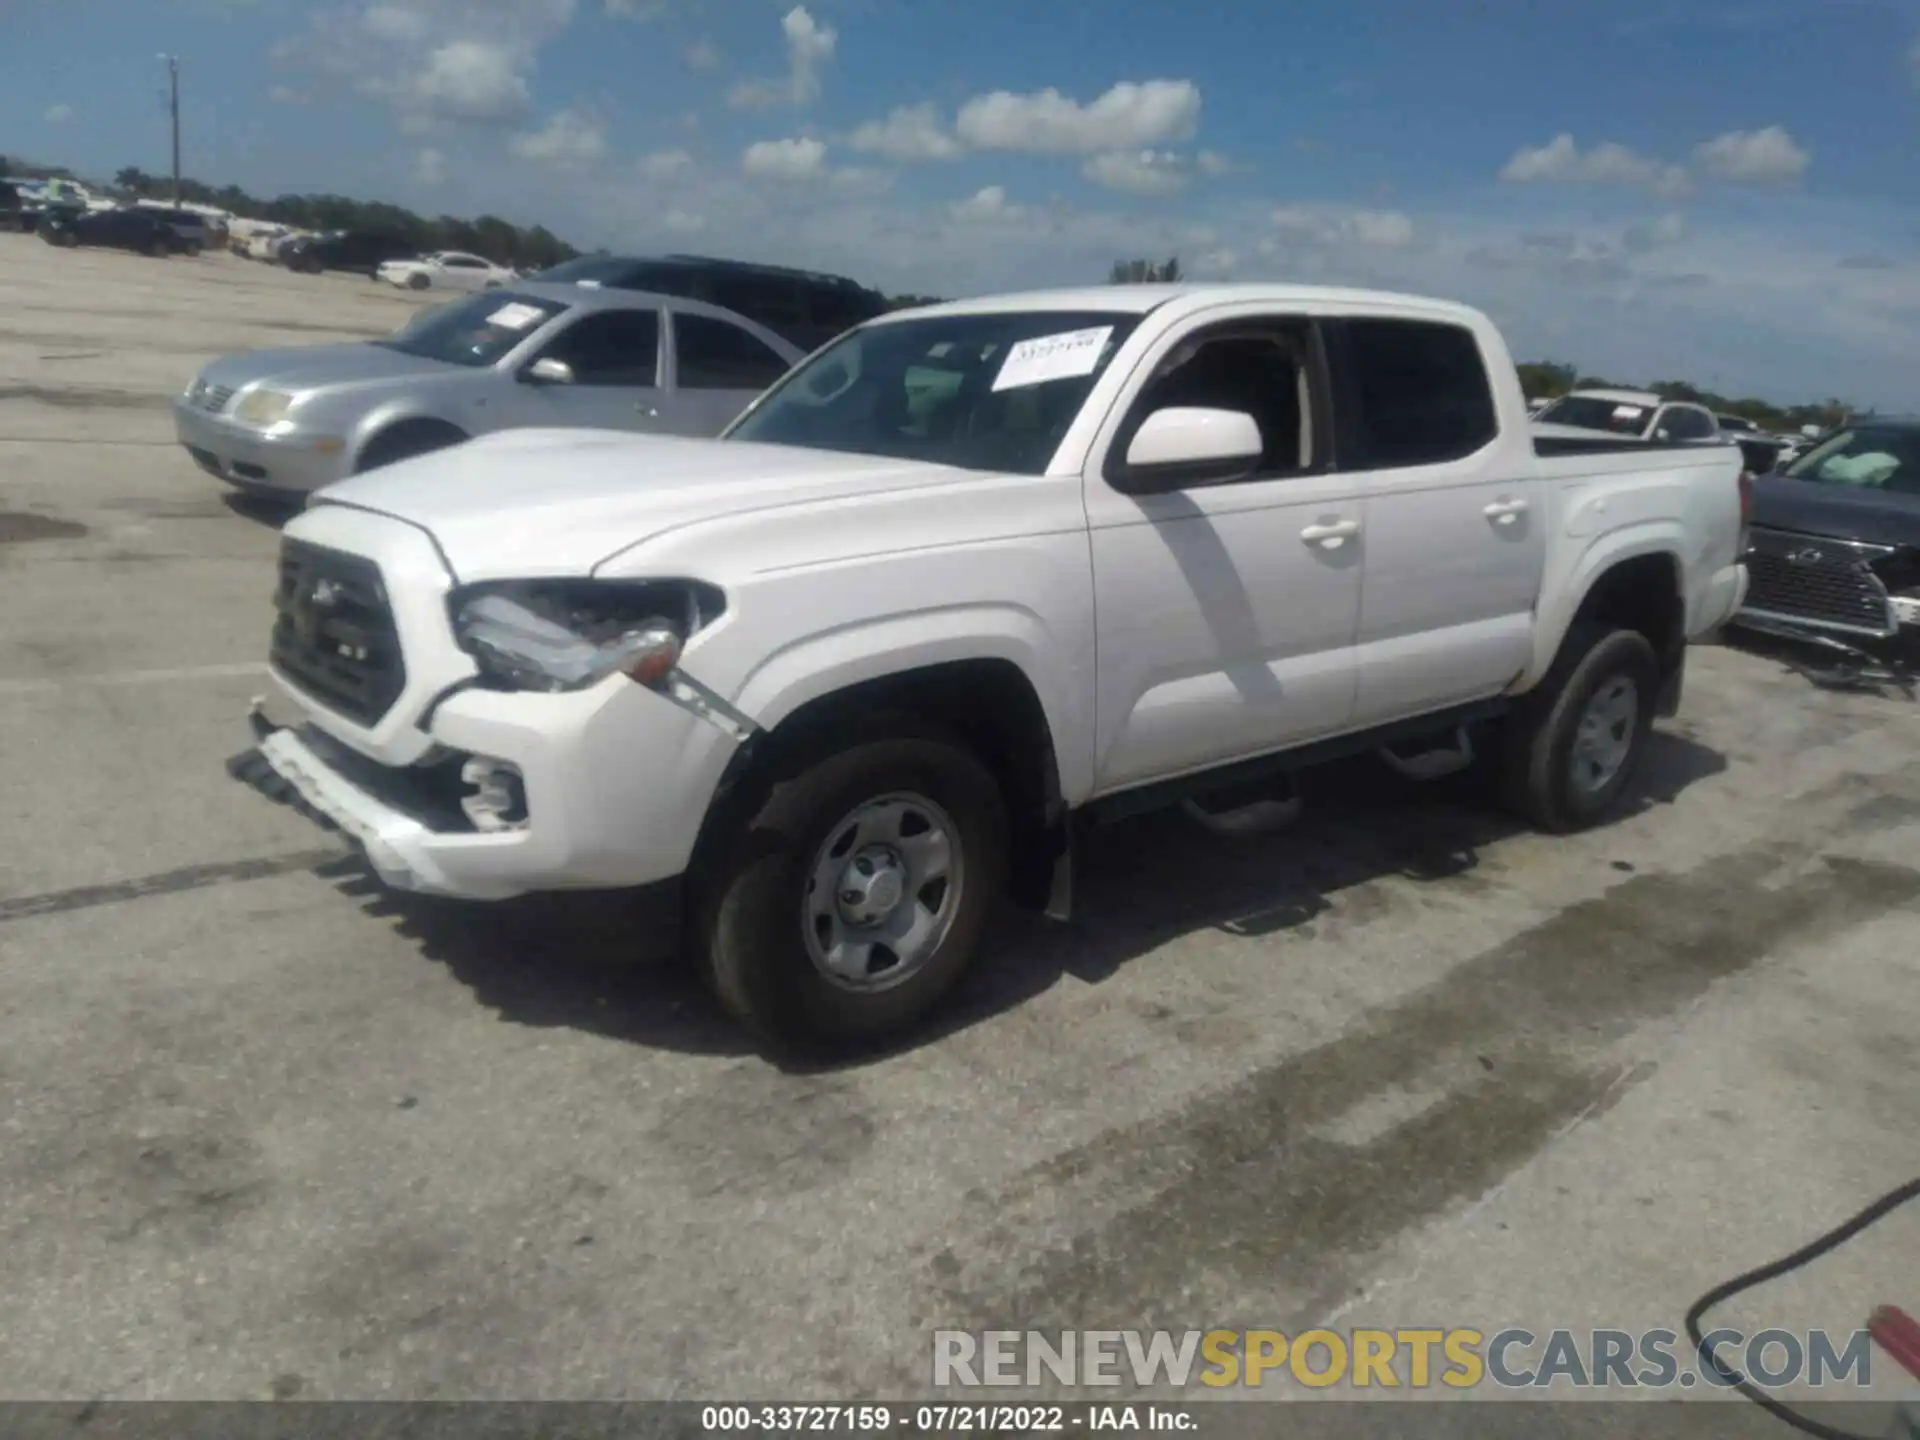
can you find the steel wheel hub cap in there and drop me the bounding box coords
[804,793,963,993]
[1570,675,1638,795]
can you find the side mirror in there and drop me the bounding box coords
[525,357,574,386]
[1116,407,1264,492]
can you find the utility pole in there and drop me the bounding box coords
[160,53,180,207]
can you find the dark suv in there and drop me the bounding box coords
[285,230,416,277]
[524,253,889,352]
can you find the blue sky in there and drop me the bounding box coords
[5,0,1919,407]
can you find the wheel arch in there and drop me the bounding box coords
[348,411,470,473]
[692,652,1069,913]
[1527,527,1687,696]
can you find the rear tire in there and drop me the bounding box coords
[407,272,430,290]
[691,728,1009,1055]
[1498,625,1659,833]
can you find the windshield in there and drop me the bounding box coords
[724,310,1141,475]
[1536,395,1654,436]
[374,290,567,368]
[1782,426,1920,495]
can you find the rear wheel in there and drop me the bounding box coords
[1498,625,1659,832]
[353,420,467,473]
[406,272,430,291]
[691,728,1009,1054]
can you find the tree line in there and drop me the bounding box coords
[1110,255,1860,433]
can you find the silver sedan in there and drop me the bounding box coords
[173,283,806,496]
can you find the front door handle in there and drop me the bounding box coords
[1484,498,1529,525]
[1300,519,1360,550]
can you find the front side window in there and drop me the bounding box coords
[675,313,792,391]
[375,290,570,368]
[1343,319,1499,467]
[1784,426,1920,494]
[1112,323,1319,481]
[725,309,1141,476]
[539,309,661,386]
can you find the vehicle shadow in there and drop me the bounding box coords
[322,729,1727,1068]
[221,491,302,529]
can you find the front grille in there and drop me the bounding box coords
[1741,526,1897,637]
[270,538,407,725]
[193,382,234,413]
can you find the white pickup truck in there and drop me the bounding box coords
[233,283,1750,1051]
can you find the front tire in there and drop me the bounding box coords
[1498,625,1659,832]
[693,731,1009,1053]
[406,272,430,290]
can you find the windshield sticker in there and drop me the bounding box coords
[486,302,546,330]
[1612,405,1646,421]
[992,326,1115,392]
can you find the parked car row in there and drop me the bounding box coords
[37,203,206,257]
[200,278,1760,1053]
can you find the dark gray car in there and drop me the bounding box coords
[173,282,805,495]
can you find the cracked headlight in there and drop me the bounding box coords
[449,580,723,693]
[234,388,296,428]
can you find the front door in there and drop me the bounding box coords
[665,311,797,437]
[515,308,666,432]
[1083,315,1365,794]
[1325,316,1545,723]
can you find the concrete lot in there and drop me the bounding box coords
[0,233,1915,1413]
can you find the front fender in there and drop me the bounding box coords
[1522,519,1688,689]
[723,604,1095,803]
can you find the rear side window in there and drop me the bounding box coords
[674,313,792,390]
[1341,319,1498,469]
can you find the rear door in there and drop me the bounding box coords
[664,311,796,435]
[1327,314,1545,723]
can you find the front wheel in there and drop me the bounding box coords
[406,272,429,290]
[1498,625,1659,832]
[693,731,1009,1053]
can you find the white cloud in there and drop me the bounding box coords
[1270,204,1417,250]
[950,186,1023,221]
[1197,150,1233,176]
[415,147,448,186]
[727,5,835,109]
[280,0,575,126]
[1082,149,1190,196]
[955,78,1201,155]
[604,0,667,15]
[43,104,75,124]
[1192,247,1238,276]
[509,108,607,168]
[268,84,311,104]
[1693,126,1809,184]
[662,207,705,233]
[1499,134,1691,195]
[411,38,532,120]
[684,39,721,70]
[741,135,827,181]
[848,103,961,162]
[638,147,694,180]
[1911,38,1919,87]
[1624,212,1688,251]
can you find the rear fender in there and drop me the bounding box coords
[1523,520,1687,690]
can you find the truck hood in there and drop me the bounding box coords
[1750,472,1920,549]
[197,342,448,393]
[311,428,981,581]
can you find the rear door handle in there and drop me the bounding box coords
[1484,499,1529,524]
[1300,519,1360,549]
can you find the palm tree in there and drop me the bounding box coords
[114,166,154,195]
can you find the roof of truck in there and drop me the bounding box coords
[881,283,1488,325]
